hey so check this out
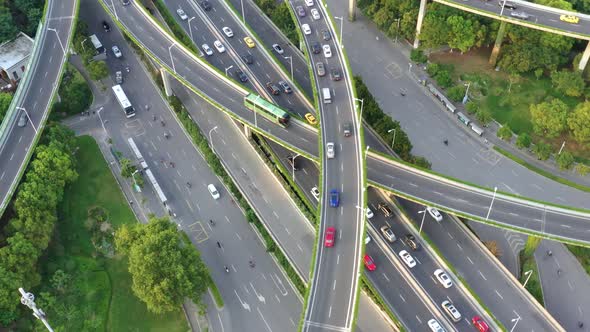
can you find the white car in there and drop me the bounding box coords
[427,206,443,221]
[222,26,234,37]
[202,43,213,56]
[322,44,332,58]
[213,40,226,53]
[112,45,122,58]
[427,319,446,332]
[208,184,220,200]
[311,186,320,201]
[326,142,335,159]
[434,269,453,288]
[176,8,188,20]
[301,23,311,35]
[305,0,314,6]
[272,43,284,54]
[311,8,321,20]
[399,250,416,268]
[366,208,374,219]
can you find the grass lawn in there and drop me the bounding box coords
[566,244,590,276]
[519,253,545,306]
[42,135,188,331]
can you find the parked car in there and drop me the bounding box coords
[112,45,122,58]
[434,269,453,288]
[201,0,212,11]
[235,69,248,83]
[324,227,336,247]
[329,189,339,207]
[330,68,342,81]
[364,254,376,271]
[296,5,306,17]
[427,207,443,221]
[222,27,234,37]
[310,186,320,201]
[272,43,284,54]
[316,62,326,76]
[176,8,188,20]
[278,81,292,94]
[102,20,110,32]
[322,44,332,58]
[242,54,254,64]
[266,82,280,95]
[305,113,317,125]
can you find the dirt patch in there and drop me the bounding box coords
[429,47,509,81]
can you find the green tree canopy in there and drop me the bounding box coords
[115,217,210,314]
[0,92,13,123]
[551,70,586,97]
[530,99,569,138]
[568,102,590,144]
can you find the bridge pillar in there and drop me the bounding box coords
[578,41,590,72]
[489,21,507,66]
[244,125,252,138]
[348,0,356,21]
[161,68,173,97]
[413,0,428,48]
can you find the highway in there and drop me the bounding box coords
[0,0,76,214]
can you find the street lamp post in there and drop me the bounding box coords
[462,82,471,104]
[110,0,119,21]
[209,126,219,154]
[334,16,344,48]
[558,141,566,155]
[522,270,533,288]
[284,56,293,81]
[240,0,245,24]
[510,315,521,332]
[388,128,397,151]
[168,43,177,73]
[354,98,364,131]
[500,0,508,16]
[16,107,38,134]
[81,38,88,52]
[485,186,498,220]
[225,65,234,76]
[131,169,141,192]
[19,288,54,332]
[418,206,428,234]
[47,28,66,54]
[253,95,261,128]
[188,17,196,41]
[394,18,401,43]
[291,154,300,180]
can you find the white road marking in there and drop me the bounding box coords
[495,290,504,300]
[467,256,474,264]
[479,270,487,281]
[399,294,405,302]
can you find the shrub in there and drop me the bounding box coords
[532,142,552,160]
[465,101,479,114]
[410,49,427,63]
[497,124,512,141]
[87,61,109,81]
[426,63,440,76]
[434,70,453,88]
[515,133,531,149]
[576,164,590,176]
[556,151,574,170]
[447,85,466,102]
[475,109,492,125]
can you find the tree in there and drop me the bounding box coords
[551,70,586,97]
[529,99,569,138]
[410,49,427,63]
[0,8,17,43]
[434,70,453,88]
[568,102,590,144]
[476,109,492,125]
[497,124,512,141]
[532,142,552,160]
[556,151,574,170]
[0,92,13,123]
[120,158,134,178]
[447,85,466,102]
[576,164,590,176]
[447,16,476,53]
[115,217,210,314]
[87,61,109,81]
[465,101,479,114]
[515,133,531,149]
[534,68,544,80]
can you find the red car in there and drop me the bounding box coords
[364,254,376,271]
[324,227,336,247]
[472,316,489,332]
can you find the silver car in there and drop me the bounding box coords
[316,62,326,76]
[17,112,27,127]
[510,11,530,19]
[326,142,335,159]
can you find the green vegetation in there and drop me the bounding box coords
[566,245,590,276]
[152,0,200,54]
[252,0,300,46]
[530,99,569,138]
[30,136,187,331]
[0,0,43,43]
[51,63,92,118]
[0,125,78,326]
[71,21,109,81]
[360,277,405,331]
[519,237,544,306]
[0,92,12,123]
[355,75,431,169]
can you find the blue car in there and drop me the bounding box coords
[330,189,339,207]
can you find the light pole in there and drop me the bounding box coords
[408,62,413,72]
[462,82,471,104]
[388,128,396,151]
[284,56,293,81]
[522,270,533,288]
[240,0,245,24]
[225,65,234,76]
[393,18,401,43]
[168,43,177,74]
[188,17,196,41]
[209,126,219,154]
[291,154,300,180]
[418,206,428,234]
[354,98,364,131]
[19,288,54,332]
[254,95,261,128]
[131,169,141,192]
[16,107,38,134]
[500,0,508,16]
[110,0,119,21]
[510,315,521,332]
[81,38,88,52]
[47,28,66,54]
[558,141,566,155]
[485,186,498,220]
[334,16,344,48]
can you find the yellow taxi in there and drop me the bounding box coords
[560,14,579,24]
[305,113,317,125]
[243,36,256,48]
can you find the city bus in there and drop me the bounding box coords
[243,93,290,127]
[89,34,105,53]
[112,85,136,118]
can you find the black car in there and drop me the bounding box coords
[321,29,331,41]
[242,54,254,64]
[330,68,342,81]
[278,81,292,94]
[498,1,517,10]
[403,234,421,251]
[235,70,248,83]
[201,0,212,11]
[266,82,280,95]
[102,21,110,32]
[311,42,321,54]
[296,5,306,17]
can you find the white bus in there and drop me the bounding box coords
[322,88,331,104]
[112,85,136,118]
[89,34,104,53]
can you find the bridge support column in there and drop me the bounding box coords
[244,125,252,138]
[489,21,507,66]
[161,68,173,97]
[413,0,428,49]
[348,0,356,21]
[578,41,590,72]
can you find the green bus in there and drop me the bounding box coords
[244,93,291,128]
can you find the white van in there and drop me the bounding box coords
[322,88,331,104]
[470,124,484,136]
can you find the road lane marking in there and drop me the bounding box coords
[478,270,487,281]
[399,294,405,302]
[467,256,474,264]
[456,243,463,251]
[382,273,390,282]
[495,290,504,300]
[333,279,337,290]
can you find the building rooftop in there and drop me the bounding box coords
[0,32,34,70]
